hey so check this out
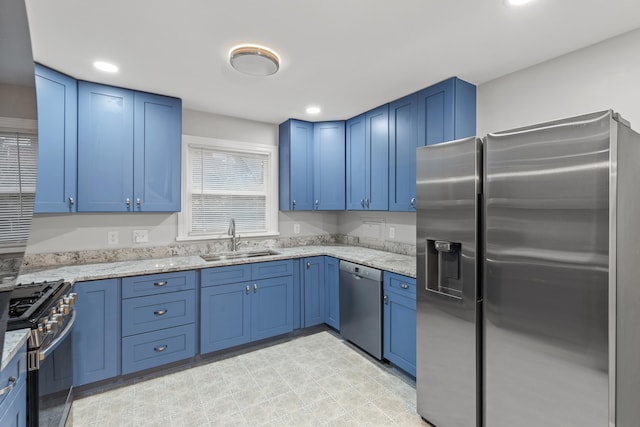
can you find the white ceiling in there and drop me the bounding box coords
[24,0,640,124]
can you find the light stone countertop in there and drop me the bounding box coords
[2,329,29,371]
[17,245,416,285]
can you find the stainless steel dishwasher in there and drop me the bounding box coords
[339,260,383,359]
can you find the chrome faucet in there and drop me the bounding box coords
[228,218,242,251]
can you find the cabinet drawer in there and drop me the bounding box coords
[122,324,195,375]
[201,264,251,288]
[384,272,416,299]
[0,381,26,426]
[122,290,196,336]
[251,260,294,280]
[0,343,26,409]
[122,271,196,298]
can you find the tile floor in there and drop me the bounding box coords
[73,331,433,426]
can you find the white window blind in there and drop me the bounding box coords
[0,131,37,247]
[188,145,270,236]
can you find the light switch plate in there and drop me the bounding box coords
[294,223,300,234]
[107,231,119,245]
[389,227,395,239]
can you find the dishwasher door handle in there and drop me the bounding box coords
[351,274,363,280]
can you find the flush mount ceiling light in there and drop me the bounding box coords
[229,44,280,76]
[93,61,118,73]
[306,106,321,114]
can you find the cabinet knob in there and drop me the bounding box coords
[136,198,141,207]
[125,198,131,207]
[410,197,416,208]
[306,262,311,269]
[360,199,364,207]
[253,283,258,293]
[383,295,388,305]
[315,200,319,209]
[68,197,74,207]
[245,285,250,295]
[292,199,296,210]
[365,199,370,208]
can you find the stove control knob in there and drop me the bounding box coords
[50,307,58,316]
[59,304,70,315]
[66,293,78,306]
[46,319,58,333]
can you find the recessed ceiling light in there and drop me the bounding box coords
[93,61,119,73]
[505,0,534,5]
[306,106,321,114]
[229,44,280,76]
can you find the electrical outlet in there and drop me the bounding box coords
[389,227,396,239]
[133,230,149,243]
[294,223,300,234]
[107,231,119,245]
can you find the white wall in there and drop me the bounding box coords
[477,28,640,135]
[337,211,415,245]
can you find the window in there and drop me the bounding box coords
[0,130,37,253]
[178,135,278,240]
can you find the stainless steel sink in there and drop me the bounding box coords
[200,249,280,262]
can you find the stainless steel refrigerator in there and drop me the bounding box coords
[416,110,640,427]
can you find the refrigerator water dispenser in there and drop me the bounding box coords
[426,239,462,298]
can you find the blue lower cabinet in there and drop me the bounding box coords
[383,272,416,376]
[73,279,120,386]
[324,257,340,330]
[303,257,325,327]
[0,382,26,427]
[0,342,26,427]
[122,324,196,375]
[200,282,251,354]
[251,276,294,341]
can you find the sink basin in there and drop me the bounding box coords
[200,250,281,262]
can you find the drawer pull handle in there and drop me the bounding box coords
[154,345,167,353]
[154,281,167,287]
[400,284,410,289]
[0,377,16,396]
[154,309,167,316]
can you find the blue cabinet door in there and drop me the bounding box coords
[313,121,345,210]
[77,82,134,212]
[73,279,120,386]
[34,65,77,213]
[251,275,294,341]
[365,105,389,210]
[417,77,476,147]
[200,282,251,354]
[279,120,314,211]
[346,114,366,210]
[133,92,182,212]
[389,94,418,211]
[383,272,416,376]
[324,257,340,330]
[0,382,26,427]
[303,256,325,327]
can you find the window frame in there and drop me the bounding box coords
[177,134,279,241]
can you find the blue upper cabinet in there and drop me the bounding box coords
[313,121,345,210]
[389,93,418,212]
[78,82,135,212]
[133,92,182,212]
[346,114,366,210]
[34,65,78,213]
[279,120,345,211]
[346,105,389,210]
[78,82,182,212]
[279,120,314,211]
[417,77,476,146]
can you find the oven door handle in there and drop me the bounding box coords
[40,310,76,361]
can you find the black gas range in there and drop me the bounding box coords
[7,280,77,427]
